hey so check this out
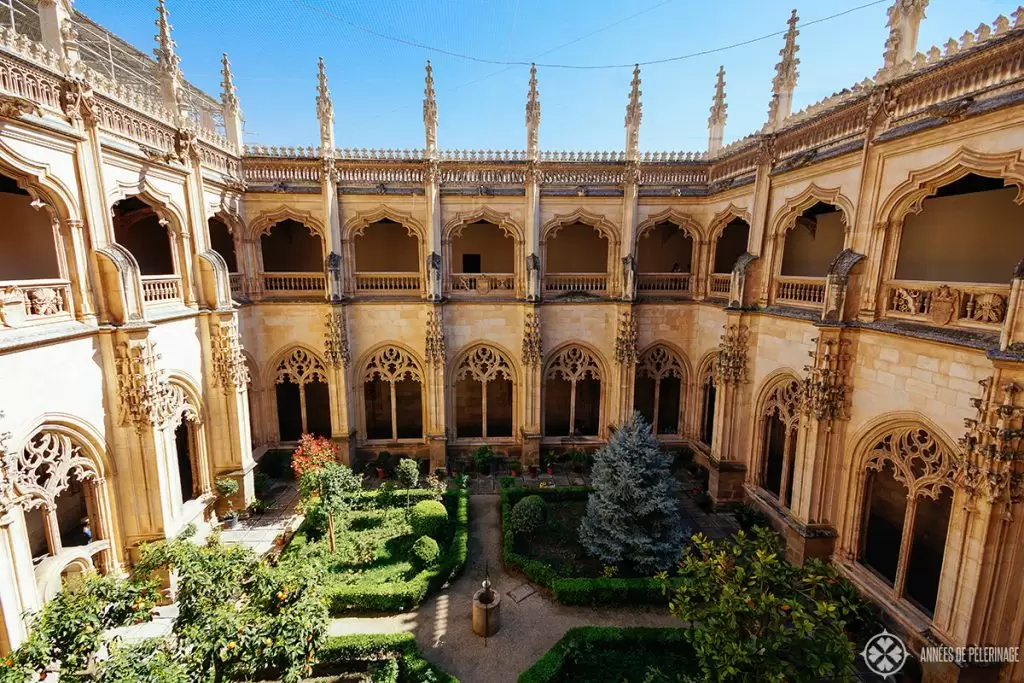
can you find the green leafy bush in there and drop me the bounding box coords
[369,657,400,683]
[734,501,771,531]
[319,633,458,682]
[474,445,495,473]
[410,500,448,539]
[411,535,440,568]
[94,638,187,683]
[396,458,420,490]
[509,495,546,536]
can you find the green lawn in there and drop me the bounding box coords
[513,500,606,579]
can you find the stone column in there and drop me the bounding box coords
[521,309,543,466]
[323,160,344,302]
[0,508,39,651]
[620,164,640,300]
[324,306,355,463]
[708,315,750,504]
[424,307,447,471]
[749,136,775,306]
[614,309,638,422]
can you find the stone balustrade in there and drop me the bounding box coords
[774,275,827,308]
[543,273,609,294]
[0,279,72,328]
[637,273,691,294]
[708,274,732,296]
[140,275,182,305]
[354,272,421,293]
[260,273,326,297]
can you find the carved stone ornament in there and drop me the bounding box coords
[866,425,954,501]
[955,377,1024,511]
[800,338,849,428]
[0,93,43,120]
[115,339,197,430]
[0,430,100,515]
[928,284,958,325]
[425,309,446,366]
[323,310,351,369]
[455,346,513,384]
[275,347,328,386]
[714,324,749,385]
[174,127,198,164]
[755,135,776,167]
[522,312,542,367]
[637,345,685,380]
[325,251,342,274]
[211,320,249,389]
[62,77,95,123]
[614,311,638,365]
[545,345,601,382]
[364,346,423,384]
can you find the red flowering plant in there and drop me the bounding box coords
[291,434,338,480]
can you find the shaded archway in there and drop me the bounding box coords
[208,215,238,273]
[353,219,422,293]
[452,345,516,439]
[542,210,618,296]
[855,423,954,616]
[774,199,847,308]
[709,217,749,297]
[698,353,717,446]
[112,196,181,304]
[273,347,332,441]
[361,345,425,441]
[448,221,516,295]
[636,219,695,295]
[754,375,801,509]
[543,344,603,437]
[633,344,688,436]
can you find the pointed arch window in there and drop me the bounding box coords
[700,359,716,445]
[633,345,686,435]
[544,345,602,437]
[759,379,801,508]
[274,348,332,441]
[454,346,514,438]
[859,427,953,616]
[363,346,424,441]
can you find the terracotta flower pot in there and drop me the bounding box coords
[546,467,553,475]
[376,468,385,479]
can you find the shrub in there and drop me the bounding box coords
[425,474,447,500]
[291,434,339,479]
[410,500,448,539]
[95,638,187,683]
[734,502,771,531]
[369,657,399,683]
[396,458,420,489]
[411,535,440,568]
[474,445,495,473]
[319,633,458,682]
[579,412,686,573]
[509,495,546,537]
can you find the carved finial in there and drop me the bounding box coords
[424,60,438,155]
[316,57,335,153]
[154,0,186,118]
[220,53,238,110]
[624,64,642,161]
[879,0,928,81]
[767,9,800,129]
[708,65,727,156]
[526,63,540,160]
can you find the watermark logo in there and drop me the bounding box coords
[862,630,909,677]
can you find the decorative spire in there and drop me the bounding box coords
[624,64,642,162]
[423,60,438,155]
[878,0,929,82]
[707,66,727,156]
[526,63,540,160]
[767,9,800,130]
[154,0,186,118]
[220,53,243,151]
[316,57,335,152]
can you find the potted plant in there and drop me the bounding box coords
[474,445,495,475]
[544,451,555,475]
[509,460,522,477]
[570,450,587,474]
[528,462,538,477]
[215,477,240,529]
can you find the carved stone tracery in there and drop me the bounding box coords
[801,338,849,427]
[323,310,351,369]
[763,379,802,428]
[4,431,98,513]
[424,310,446,366]
[545,345,601,382]
[636,345,685,380]
[522,312,542,367]
[455,346,513,384]
[115,340,197,430]
[866,426,954,500]
[364,346,423,384]
[275,347,328,386]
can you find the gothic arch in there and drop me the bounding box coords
[541,208,618,244]
[343,205,425,241]
[754,370,803,427]
[11,414,114,500]
[750,370,803,504]
[542,341,607,438]
[635,208,705,242]
[449,343,519,440]
[0,138,80,223]
[358,342,427,443]
[211,208,245,236]
[634,342,692,436]
[450,342,521,385]
[877,148,1024,227]
[769,184,855,238]
[443,207,524,244]
[707,203,753,243]
[696,349,718,380]
[107,177,188,237]
[636,341,692,381]
[265,344,330,387]
[248,206,326,241]
[165,371,206,427]
[543,340,608,382]
[694,349,719,444]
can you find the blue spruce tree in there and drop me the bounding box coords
[578,412,687,573]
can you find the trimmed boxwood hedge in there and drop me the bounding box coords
[319,632,458,682]
[324,490,469,614]
[518,627,690,682]
[501,486,672,606]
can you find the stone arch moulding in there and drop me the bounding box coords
[636,341,692,381]
[265,344,331,387]
[443,206,524,244]
[769,183,856,238]
[12,413,116,482]
[165,371,207,426]
[448,343,520,441]
[541,207,618,244]
[450,342,521,385]
[696,349,717,379]
[707,203,753,243]
[748,369,802,477]
[754,369,803,425]
[635,208,705,243]
[543,340,609,382]
[357,342,426,382]
[210,207,246,236]
[107,176,188,235]
[0,141,81,224]
[342,205,425,241]
[877,147,1024,226]
[248,205,327,241]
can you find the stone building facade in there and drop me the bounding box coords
[2,0,1024,680]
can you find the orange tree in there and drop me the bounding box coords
[291,434,338,479]
[133,525,328,683]
[663,527,868,682]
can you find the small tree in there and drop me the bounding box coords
[299,462,362,553]
[396,457,420,514]
[215,477,240,523]
[578,412,686,574]
[291,434,338,479]
[665,528,860,682]
[509,495,546,547]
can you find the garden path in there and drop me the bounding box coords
[329,494,680,683]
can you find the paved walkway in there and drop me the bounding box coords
[329,495,680,683]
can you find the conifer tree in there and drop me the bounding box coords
[578,412,687,573]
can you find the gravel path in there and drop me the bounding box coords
[329,494,679,683]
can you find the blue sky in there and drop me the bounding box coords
[77,0,1021,152]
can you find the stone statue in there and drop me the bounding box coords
[526,253,540,302]
[427,251,442,302]
[622,255,636,301]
